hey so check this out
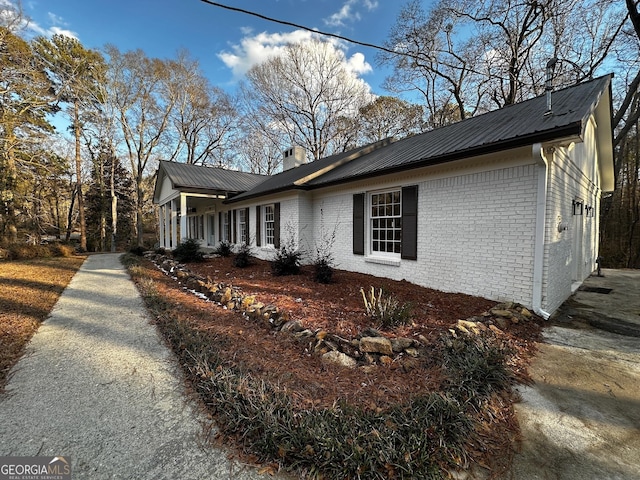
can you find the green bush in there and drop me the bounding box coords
[233,243,253,268]
[49,242,75,257]
[313,258,333,284]
[212,240,232,257]
[271,243,302,276]
[5,243,51,260]
[128,245,146,256]
[172,238,203,263]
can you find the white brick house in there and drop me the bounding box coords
[153,76,614,317]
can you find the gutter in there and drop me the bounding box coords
[532,143,551,320]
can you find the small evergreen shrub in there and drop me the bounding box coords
[314,258,333,284]
[233,243,253,268]
[360,286,413,328]
[213,240,232,257]
[271,239,302,276]
[172,238,203,263]
[49,243,75,257]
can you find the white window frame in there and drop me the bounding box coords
[263,204,275,247]
[369,189,402,258]
[222,211,231,242]
[238,209,247,244]
[187,214,204,240]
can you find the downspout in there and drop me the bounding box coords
[532,143,552,320]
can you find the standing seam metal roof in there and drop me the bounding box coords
[227,75,611,202]
[159,161,268,193]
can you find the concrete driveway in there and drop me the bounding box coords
[509,269,640,479]
[0,254,275,479]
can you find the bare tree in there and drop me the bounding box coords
[165,50,237,166]
[242,39,373,161]
[381,0,490,125]
[105,46,176,247]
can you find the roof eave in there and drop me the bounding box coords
[307,123,584,190]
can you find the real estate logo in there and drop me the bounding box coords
[0,456,71,480]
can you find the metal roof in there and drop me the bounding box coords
[227,75,612,203]
[158,160,268,194]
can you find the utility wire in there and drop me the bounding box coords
[198,0,519,83]
[199,0,402,58]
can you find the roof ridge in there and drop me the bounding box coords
[293,138,394,186]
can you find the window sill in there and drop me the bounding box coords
[365,256,401,267]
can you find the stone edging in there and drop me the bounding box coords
[145,253,537,369]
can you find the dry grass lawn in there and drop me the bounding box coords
[0,256,85,389]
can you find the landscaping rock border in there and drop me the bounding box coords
[146,253,537,369]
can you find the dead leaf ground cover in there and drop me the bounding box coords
[0,256,86,389]
[129,253,544,478]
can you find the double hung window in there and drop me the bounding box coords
[370,190,401,256]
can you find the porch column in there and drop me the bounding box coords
[164,203,171,248]
[180,193,187,243]
[170,199,178,249]
[159,204,165,248]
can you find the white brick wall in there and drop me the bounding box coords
[216,121,604,314]
[542,117,603,313]
[311,160,539,306]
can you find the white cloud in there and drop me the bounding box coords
[218,29,316,78]
[218,29,373,81]
[324,0,378,28]
[0,0,77,38]
[346,51,372,75]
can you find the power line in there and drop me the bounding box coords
[199,0,401,57]
[198,0,517,83]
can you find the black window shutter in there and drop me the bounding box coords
[256,206,261,247]
[401,185,418,260]
[273,202,281,249]
[244,207,250,243]
[353,193,365,255]
[218,212,222,242]
[232,209,237,243]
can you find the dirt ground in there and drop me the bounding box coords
[508,270,640,480]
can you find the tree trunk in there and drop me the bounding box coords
[65,187,76,242]
[110,157,117,252]
[74,101,87,251]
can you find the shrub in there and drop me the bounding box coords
[314,258,333,284]
[271,241,302,276]
[233,243,253,268]
[6,243,51,260]
[155,247,166,255]
[172,238,203,263]
[212,240,232,257]
[128,245,146,256]
[360,286,413,328]
[312,207,337,284]
[49,243,75,258]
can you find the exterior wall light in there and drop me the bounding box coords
[572,198,583,216]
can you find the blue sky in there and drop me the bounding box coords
[18,0,408,96]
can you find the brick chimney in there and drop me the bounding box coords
[283,146,307,171]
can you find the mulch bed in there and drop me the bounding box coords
[147,255,543,410]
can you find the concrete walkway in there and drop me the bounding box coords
[509,269,640,479]
[0,254,270,479]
